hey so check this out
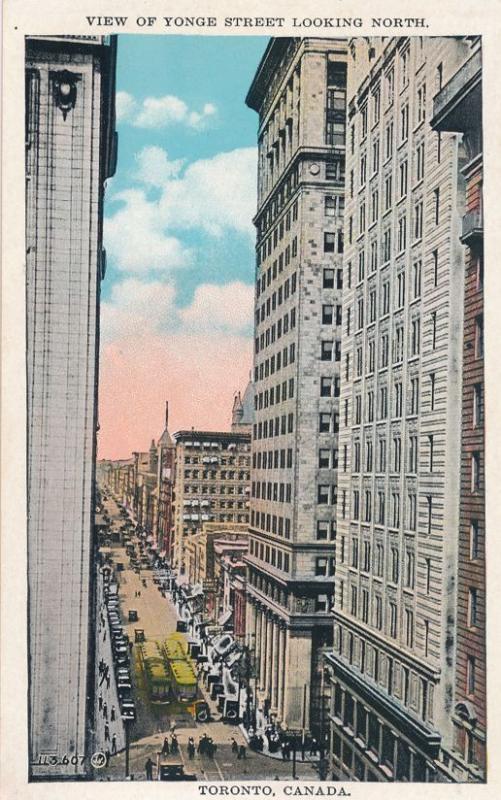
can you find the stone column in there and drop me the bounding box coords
[282,628,312,729]
[245,599,256,649]
[272,618,280,710]
[259,610,267,690]
[255,605,262,685]
[265,613,273,699]
[277,623,287,720]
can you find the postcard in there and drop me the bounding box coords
[2,1,501,798]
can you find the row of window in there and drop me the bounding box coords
[249,536,291,573]
[250,509,291,539]
[350,377,420,423]
[253,412,295,441]
[256,256,297,304]
[252,447,293,470]
[183,470,249,480]
[252,481,292,503]
[340,537,418,588]
[254,378,295,411]
[350,488,434,533]
[181,484,247,496]
[254,341,296,385]
[258,205,298,264]
[255,307,297,355]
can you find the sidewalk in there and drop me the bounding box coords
[239,708,321,765]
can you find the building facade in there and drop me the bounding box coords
[327,36,473,782]
[172,431,251,573]
[245,38,348,732]
[431,39,485,781]
[26,35,116,778]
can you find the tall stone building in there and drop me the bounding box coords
[245,38,348,732]
[25,36,116,778]
[326,37,474,782]
[172,430,251,573]
[431,39,485,781]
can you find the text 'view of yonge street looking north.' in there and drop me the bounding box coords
[26,33,484,783]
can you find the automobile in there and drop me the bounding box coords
[115,653,130,666]
[176,621,188,633]
[128,609,138,622]
[117,678,132,693]
[159,765,196,781]
[120,700,136,721]
[116,668,131,680]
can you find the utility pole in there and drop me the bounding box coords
[124,719,131,778]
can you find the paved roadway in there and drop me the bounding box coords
[96,495,320,782]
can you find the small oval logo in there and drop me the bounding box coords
[91,751,107,769]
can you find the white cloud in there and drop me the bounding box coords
[115,91,218,130]
[179,282,254,334]
[104,188,191,273]
[104,146,257,274]
[134,146,184,188]
[101,278,176,343]
[158,148,257,237]
[115,90,137,122]
[101,278,253,344]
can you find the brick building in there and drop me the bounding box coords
[172,431,251,573]
[25,35,116,778]
[245,37,348,732]
[327,36,475,782]
[431,39,485,781]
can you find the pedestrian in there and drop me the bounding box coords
[231,738,238,755]
[138,590,141,598]
[145,757,154,781]
[99,671,106,687]
[110,705,116,722]
[103,629,106,642]
[104,723,110,742]
[188,737,195,759]
[103,702,108,720]
[161,737,170,756]
[238,744,246,760]
[98,693,103,711]
[310,738,318,757]
[106,674,110,689]
[170,734,178,754]
[111,733,117,755]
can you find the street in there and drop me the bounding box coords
[95,496,321,782]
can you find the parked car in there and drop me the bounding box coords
[120,698,136,720]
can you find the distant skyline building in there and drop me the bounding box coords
[26,35,116,778]
[326,36,478,782]
[245,37,348,733]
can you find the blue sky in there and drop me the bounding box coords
[103,34,267,307]
[100,35,267,457]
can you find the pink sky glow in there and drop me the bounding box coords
[98,332,252,460]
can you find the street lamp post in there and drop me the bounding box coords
[124,719,131,779]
